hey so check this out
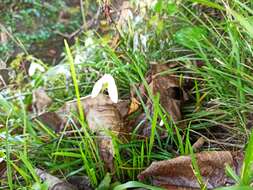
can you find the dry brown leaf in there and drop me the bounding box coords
[130,63,187,138]
[57,94,127,171]
[150,63,186,122]
[192,137,205,151]
[32,88,52,114]
[67,176,92,190]
[113,99,130,118]
[58,94,125,133]
[35,112,64,132]
[35,168,77,190]
[128,97,140,115]
[35,94,129,171]
[138,151,236,189]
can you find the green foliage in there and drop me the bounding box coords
[0,1,82,59]
[174,26,208,49]
[2,0,253,189]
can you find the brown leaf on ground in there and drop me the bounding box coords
[83,94,126,171]
[114,99,130,118]
[32,88,52,114]
[192,137,205,151]
[35,112,64,132]
[67,176,92,190]
[57,94,126,134]
[150,63,187,122]
[35,168,78,190]
[130,63,188,138]
[57,94,127,171]
[128,97,140,115]
[138,151,237,189]
[36,94,129,171]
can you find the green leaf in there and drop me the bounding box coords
[215,185,253,190]
[225,164,240,183]
[154,0,163,13]
[188,0,225,10]
[113,181,165,190]
[96,173,111,190]
[174,26,207,49]
[241,129,253,185]
[226,8,253,39]
[167,2,178,15]
[52,152,82,158]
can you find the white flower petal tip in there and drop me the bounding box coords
[91,74,118,103]
[28,62,45,76]
[159,120,164,126]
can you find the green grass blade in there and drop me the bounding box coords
[113,181,165,190]
[64,39,85,124]
[241,129,253,185]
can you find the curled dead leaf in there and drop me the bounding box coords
[138,151,238,189]
[56,94,128,171]
[35,112,64,132]
[32,88,52,114]
[131,63,188,138]
[150,63,187,122]
[128,97,140,115]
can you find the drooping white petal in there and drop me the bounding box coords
[91,76,104,98]
[91,74,118,103]
[44,64,71,80]
[159,120,164,126]
[28,64,36,76]
[107,76,118,103]
[28,62,45,76]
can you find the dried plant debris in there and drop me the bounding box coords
[32,88,52,114]
[37,94,128,171]
[132,63,188,138]
[138,151,243,189]
[35,168,78,190]
[192,137,205,151]
[67,176,93,190]
[150,63,187,122]
[35,112,64,133]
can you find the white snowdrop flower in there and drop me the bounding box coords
[91,74,118,103]
[140,34,148,51]
[44,65,71,79]
[28,62,45,76]
[133,32,139,52]
[159,120,164,126]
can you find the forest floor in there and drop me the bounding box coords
[0,1,253,190]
